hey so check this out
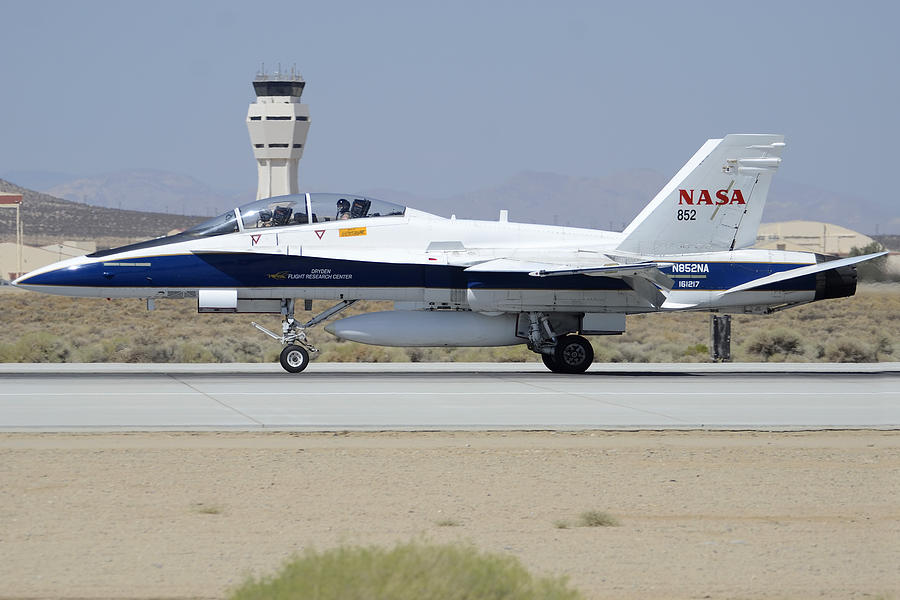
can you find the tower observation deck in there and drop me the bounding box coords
[247,66,310,200]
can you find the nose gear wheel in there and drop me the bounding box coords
[280,344,310,373]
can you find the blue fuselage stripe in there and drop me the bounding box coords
[21,253,816,292]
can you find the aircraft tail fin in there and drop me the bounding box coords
[616,134,785,255]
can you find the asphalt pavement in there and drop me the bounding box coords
[0,362,897,431]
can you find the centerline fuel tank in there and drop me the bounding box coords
[323,310,523,347]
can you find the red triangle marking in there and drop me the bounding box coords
[315,230,325,239]
[251,234,261,245]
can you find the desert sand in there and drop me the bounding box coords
[1,431,897,599]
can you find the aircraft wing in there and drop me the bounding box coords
[527,261,674,278]
[716,251,887,297]
[464,258,675,309]
[463,258,672,278]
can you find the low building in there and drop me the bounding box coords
[0,240,96,281]
[757,221,899,277]
[756,221,875,256]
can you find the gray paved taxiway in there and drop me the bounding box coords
[0,362,897,431]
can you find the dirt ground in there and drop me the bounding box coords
[0,431,897,600]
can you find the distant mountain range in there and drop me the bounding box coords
[371,169,668,231]
[367,170,898,234]
[2,167,898,237]
[0,179,204,244]
[3,169,253,217]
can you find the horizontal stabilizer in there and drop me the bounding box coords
[717,252,887,296]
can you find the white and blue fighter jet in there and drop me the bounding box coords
[13,134,886,373]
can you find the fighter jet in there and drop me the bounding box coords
[13,134,885,373]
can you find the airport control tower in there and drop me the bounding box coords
[247,66,310,200]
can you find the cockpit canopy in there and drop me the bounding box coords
[86,193,406,258]
[181,193,406,238]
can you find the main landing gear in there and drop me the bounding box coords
[252,298,357,373]
[526,312,594,374]
[542,335,595,374]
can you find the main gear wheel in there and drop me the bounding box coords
[551,335,594,374]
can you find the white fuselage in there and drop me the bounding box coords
[14,205,820,315]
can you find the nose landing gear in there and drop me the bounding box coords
[252,298,358,373]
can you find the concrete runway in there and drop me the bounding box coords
[0,362,897,431]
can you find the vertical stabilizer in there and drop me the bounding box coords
[616,134,785,255]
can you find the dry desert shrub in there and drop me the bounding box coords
[745,328,804,361]
[1,285,898,363]
[0,331,72,362]
[824,338,877,362]
[577,510,619,527]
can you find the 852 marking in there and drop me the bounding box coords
[677,209,696,221]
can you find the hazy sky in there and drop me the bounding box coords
[1,1,898,205]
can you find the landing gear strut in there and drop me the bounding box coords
[526,312,594,374]
[252,299,358,373]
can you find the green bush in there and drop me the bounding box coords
[228,541,583,600]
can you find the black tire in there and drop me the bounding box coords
[279,344,310,373]
[552,335,594,374]
[541,352,564,373]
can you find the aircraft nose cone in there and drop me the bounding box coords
[15,267,68,287]
[11,272,35,288]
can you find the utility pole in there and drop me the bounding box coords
[0,193,23,279]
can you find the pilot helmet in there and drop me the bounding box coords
[336,198,350,210]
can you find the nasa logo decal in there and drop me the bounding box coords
[678,189,746,205]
